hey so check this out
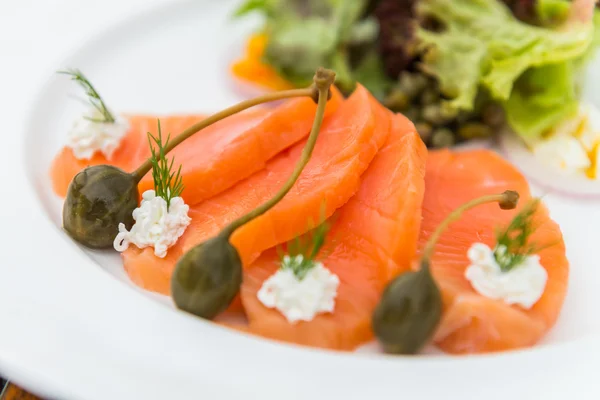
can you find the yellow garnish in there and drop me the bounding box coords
[573,113,590,140]
[231,33,295,91]
[585,138,600,179]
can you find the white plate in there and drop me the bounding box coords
[3,1,600,399]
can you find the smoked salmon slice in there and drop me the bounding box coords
[50,114,209,197]
[182,85,391,262]
[123,85,391,295]
[417,150,569,354]
[51,91,341,204]
[239,114,427,351]
[136,92,342,205]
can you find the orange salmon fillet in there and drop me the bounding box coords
[136,91,342,205]
[123,85,390,295]
[50,91,341,204]
[238,114,427,351]
[417,149,569,354]
[49,114,209,197]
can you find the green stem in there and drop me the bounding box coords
[131,87,314,181]
[421,191,519,264]
[220,68,336,239]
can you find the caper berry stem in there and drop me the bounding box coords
[219,67,336,239]
[131,87,316,181]
[421,190,520,262]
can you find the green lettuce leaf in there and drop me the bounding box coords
[234,0,278,18]
[504,63,579,140]
[503,2,600,139]
[416,0,594,110]
[264,17,340,87]
[351,49,392,100]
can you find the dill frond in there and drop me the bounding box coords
[147,120,184,209]
[59,68,115,123]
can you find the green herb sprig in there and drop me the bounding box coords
[493,198,551,272]
[148,120,184,210]
[278,207,333,280]
[58,69,115,124]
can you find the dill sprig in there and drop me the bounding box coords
[278,206,332,280]
[147,120,184,210]
[59,68,115,123]
[493,198,548,272]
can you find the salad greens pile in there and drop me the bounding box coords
[235,0,385,95]
[235,0,599,143]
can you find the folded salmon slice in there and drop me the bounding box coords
[183,86,390,260]
[239,114,427,351]
[50,91,341,203]
[136,92,342,205]
[49,114,207,197]
[123,85,390,295]
[417,150,569,354]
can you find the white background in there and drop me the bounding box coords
[0,0,166,149]
[0,0,167,198]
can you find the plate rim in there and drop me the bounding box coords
[2,1,600,399]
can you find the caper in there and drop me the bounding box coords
[412,73,429,94]
[63,165,138,248]
[384,90,409,111]
[171,237,242,319]
[457,122,493,139]
[422,104,441,124]
[171,68,337,320]
[439,103,459,121]
[372,190,519,354]
[398,72,427,99]
[439,83,460,99]
[420,88,440,106]
[372,261,442,354]
[60,69,331,250]
[431,128,455,148]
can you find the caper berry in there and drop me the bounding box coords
[422,105,443,125]
[398,72,427,99]
[420,88,440,106]
[439,103,459,121]
[171,237,243,319]
[457,122,493,139]
[384,90,409,111]
[372,261,442,354]
[63,165,139,249]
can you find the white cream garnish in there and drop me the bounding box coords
[257,255,340,323]
[67,109,129,160]
[464,243,547,309]
[113,190,191,258]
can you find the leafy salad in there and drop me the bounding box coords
[233,0,600,148]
